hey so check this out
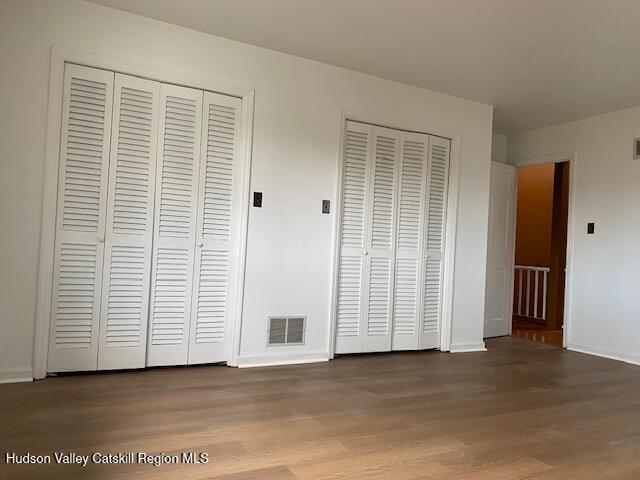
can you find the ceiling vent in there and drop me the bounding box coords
[267,316,306,346]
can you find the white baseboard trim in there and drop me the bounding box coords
[237,352,330,368]
[567,343,640,367]
[449,342,487,353]
[0,368,33,384]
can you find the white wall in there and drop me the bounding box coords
[508,106,640,365]
[0,0,493,379]
[491,134,508,164]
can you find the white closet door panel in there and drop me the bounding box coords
[188,92,242,365]
[335,255,363,346]
[392,257,420,349]
[335,123,450,355]
[392,132,428,350]
[368,129,397,251]
[420,136,450,349]
[335,121,371,354]
[362,127,399,352]
[483,162,516,338]
[147,84,203,366]
[98,74,160,370]
[48,64,114,373]
[363,256,393,351]
[340,122,370,251]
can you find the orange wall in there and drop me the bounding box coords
[515,164,555,267]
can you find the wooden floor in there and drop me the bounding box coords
[3,337,640,479]
[512,318,564,347]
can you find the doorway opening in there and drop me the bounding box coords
[511,161,570,347]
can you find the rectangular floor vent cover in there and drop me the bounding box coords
[268,317,306,346]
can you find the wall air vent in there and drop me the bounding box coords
[267,316,306,346]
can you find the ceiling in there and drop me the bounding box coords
[88,0,640,134]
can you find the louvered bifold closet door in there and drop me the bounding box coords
[362,126,400,352]
[188,92,242,365]
[48,65,114,372]
[392,132,429,350]
[97,74,160,370]
[335,121,372,354]
[420,136,451,348]
[147,84,203,366]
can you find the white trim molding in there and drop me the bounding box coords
[508,151,577,349]
[226,89,255,367]
[34,46,255,378]
[449,342,487,353]
[328,108,462,357]
[237,352,330,368]
[568,343,640,367]
[0,368,33,384]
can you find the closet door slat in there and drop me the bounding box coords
[48,64,114,373]
[188,92,242,365]
[421,136,451,348]
[392,132,429,350]
[147,84,203,367]
[97,74,160,370]
[362,126,399,352]
[335,121,372,354]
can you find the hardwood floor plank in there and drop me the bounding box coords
[2,337,640,479]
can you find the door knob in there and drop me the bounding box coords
[198,242,204,248]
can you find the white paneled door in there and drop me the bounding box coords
[363,127,399,352]
[48,63,245,373]
[483,161,516,338]
[48,65,114,372]
[335,121,451,354]
[392,131,429,350]
[98,74,160,370]
[188,92,242,365]
[335,121,370,353]
[147,84,203,367]
[334,122,400,354]
[421,136,451,349]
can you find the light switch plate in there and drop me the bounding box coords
[253,192,262,208]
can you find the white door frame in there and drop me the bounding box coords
[33,46,255,378]
[508,152,577,348]
[328,109,462,357]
